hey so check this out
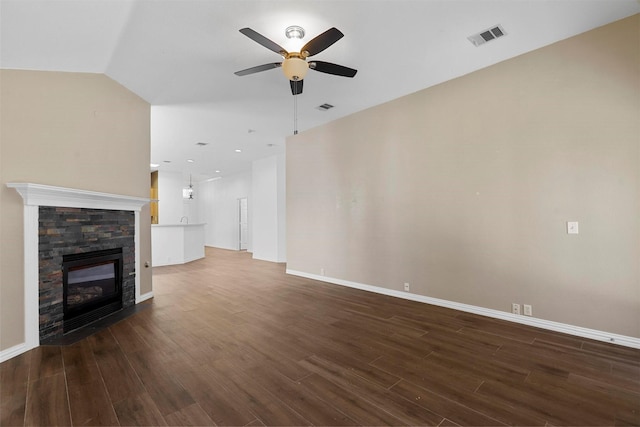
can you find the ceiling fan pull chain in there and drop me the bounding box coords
[293,88,298,135]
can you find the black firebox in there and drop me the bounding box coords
[62,248,123,333]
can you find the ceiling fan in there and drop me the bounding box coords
[234,26,357,96]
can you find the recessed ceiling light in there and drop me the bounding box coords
[215,170,221,173]
[235,149,242,153]
[187,159,195,163]
[150,163,159,168]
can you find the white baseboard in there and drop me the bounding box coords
[0,342,31,363]
[286,269,640,349]
[136,291,154,304]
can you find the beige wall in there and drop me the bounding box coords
[287,15,639,337]
[0,70,152,351]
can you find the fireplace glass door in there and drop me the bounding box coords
[62,248,123,332]
[67,262,117,307]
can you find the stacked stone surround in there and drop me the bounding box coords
[38,207,135,341]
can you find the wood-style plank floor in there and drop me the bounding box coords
[1,247,639,426]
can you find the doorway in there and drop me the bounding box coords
[238,197,248,251]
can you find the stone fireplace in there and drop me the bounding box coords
[7,183,150,353]
[38,206,136,341]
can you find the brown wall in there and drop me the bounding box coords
[0,70,152,351]
[287,15,639,337]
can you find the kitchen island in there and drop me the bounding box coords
[151,223,205,266]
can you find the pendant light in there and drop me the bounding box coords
[188,174,194,199]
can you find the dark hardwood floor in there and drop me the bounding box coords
[1,247,639,426]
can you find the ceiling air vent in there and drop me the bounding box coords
[316,103,334,111]
[468,24,506,47]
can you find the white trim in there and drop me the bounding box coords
[6,183,148,212]
[23,205,40,352]
[6,183,151,361]
[135,211,141,304]
[286,269,640,349]
[137,291,154,303]
[0,343,30,364]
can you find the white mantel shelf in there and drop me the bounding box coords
[3,182,152,362]
[7,182,149,212]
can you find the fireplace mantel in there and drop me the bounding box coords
[5,182,151,360]
[7,182,149,211]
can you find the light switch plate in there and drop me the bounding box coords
[567,221,579,234]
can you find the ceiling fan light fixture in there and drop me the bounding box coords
[285,25,305,39]
[282,57,308,81]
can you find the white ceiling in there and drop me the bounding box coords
[2,0,638,182]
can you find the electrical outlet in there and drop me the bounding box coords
[567,221,579,234]
[512,303,521,315]
[404,282,410,292]
[523,304,532,316]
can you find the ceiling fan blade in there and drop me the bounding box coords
[290,79,304,96]
[239,28,288,56]
[301,27,344,57]
[309,61,357,78]
[234,63,282,76]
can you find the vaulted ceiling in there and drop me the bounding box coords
[2,1,638,180]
